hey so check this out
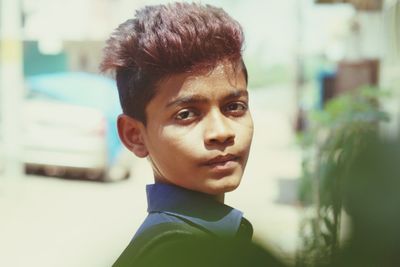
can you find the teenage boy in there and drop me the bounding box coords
[101,2,255,266]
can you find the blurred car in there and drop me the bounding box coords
[22,72,133,182]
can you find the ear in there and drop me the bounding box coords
[117,114,149,158]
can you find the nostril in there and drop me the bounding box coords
[207,135,235,146]
[223,136,235,145]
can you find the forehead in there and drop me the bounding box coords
[151,61,247,106]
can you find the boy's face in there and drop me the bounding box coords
[131,61,253,195]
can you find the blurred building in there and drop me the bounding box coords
[22,0,124,74]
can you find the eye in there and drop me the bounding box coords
[224,102,248,115]
[174,109,198,121]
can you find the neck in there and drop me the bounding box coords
[214,194,225,203]
[153,179,226,203]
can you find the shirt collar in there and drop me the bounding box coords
[146,182,244,238]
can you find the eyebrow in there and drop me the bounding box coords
[165,89,248,108]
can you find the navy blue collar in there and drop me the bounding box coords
[146,183,244,238]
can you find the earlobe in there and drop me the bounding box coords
[117,114,149,158]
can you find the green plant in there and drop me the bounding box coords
[296,86,390,266]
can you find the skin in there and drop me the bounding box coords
[118,60,254,201]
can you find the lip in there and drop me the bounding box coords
[202,154,240,174]
[205,154,239,165]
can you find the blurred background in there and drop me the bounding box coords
[0,0,399,266]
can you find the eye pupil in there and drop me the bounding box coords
[230,103,239,110]
[176,110,195,121]
[227,103,244,111]
[180,111,189,119]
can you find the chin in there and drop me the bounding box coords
[205,176,241,195]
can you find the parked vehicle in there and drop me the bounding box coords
[22,72,132,182]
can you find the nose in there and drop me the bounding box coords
[204,109,235,146]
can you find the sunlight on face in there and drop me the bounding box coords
[140,60,254,196]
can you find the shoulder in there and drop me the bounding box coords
[114,222,288,267]
[132,212,193,240]
[113,222,209,267]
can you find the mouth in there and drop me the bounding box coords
[205,154,240,166]
[202,154,240,174]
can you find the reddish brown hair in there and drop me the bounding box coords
[100,2,246,124]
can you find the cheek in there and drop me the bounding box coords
[165,124,203,145]
[155,127,201,161]
[236,115,254,145]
